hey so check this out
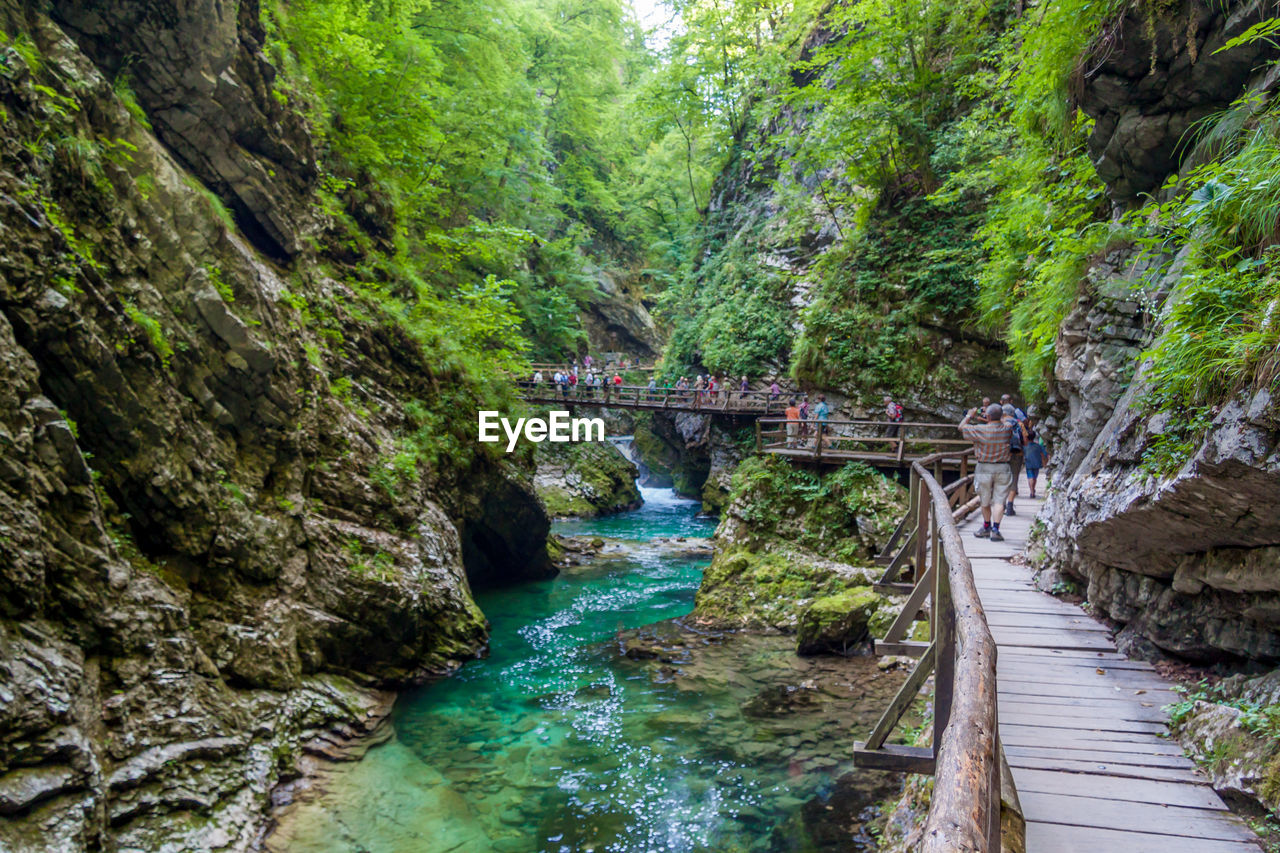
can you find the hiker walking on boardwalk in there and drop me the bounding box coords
[1021,414,1048,499]
[784,399,801,447]
[798,396,811,440]
[739,376,749,400]
[960,403,1016,542]
[769,379,782,402]
[1003,402,1024,515]
[884,395,904,437]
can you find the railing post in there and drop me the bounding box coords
[755,419,763,453]
[815,425,823,462]
[914,473,928,583]
[933,548,955,760]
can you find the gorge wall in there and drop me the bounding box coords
[0,3,549,849]
[1035,0,1280,663]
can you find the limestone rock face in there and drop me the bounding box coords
[1078,0,1280,206]
[1172,670,1280,814]
[533,440,641,518]
[50,0,319,259]
[1032,0,1280,664]
[579,268,661,358]
[1037,384,1280,660]
[0,4,548,849]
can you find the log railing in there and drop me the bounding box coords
[753,418,971,462]
[853,449,1008,851]
[515,381,797,414]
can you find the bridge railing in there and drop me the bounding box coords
[853,448,1010,851]
[514,381,795,414]
[754,418,971,463]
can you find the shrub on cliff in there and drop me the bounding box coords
[718,456,906,563]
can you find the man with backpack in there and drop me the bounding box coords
[1003,403,1023,516]
[960,403,1016,541]
[884,395,905,437]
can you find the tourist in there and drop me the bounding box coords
[533,370,543,384]
[1003,403,1023,515]
[813,393,830,437]
[769,379,781,402]
[784,398,801,448]
[612,372,623,387]
[647,376,657,400]
[884,395,904,438]
[739,375,749,400]
[798,395,810,440]
[1021,415,1048,499]
[974,397,991,422]
[959,403,1016,542]
[1001,393,1027,422]
[583,353,592,370]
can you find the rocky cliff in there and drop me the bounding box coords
[1035,0,1280,663]
[0,3,548,849]
[533,439,641,518]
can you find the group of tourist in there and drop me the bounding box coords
[959,393,1050,542]
[529,365,807,407]
[781,394,831,447]
[531,366,624,397]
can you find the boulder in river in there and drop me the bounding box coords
[795,588,883,655]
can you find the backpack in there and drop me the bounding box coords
[890,403,904,421]
[1009,422,1024,452]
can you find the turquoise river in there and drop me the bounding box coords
[268,487,906,853]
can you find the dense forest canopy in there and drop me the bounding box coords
[271,0,1278,458]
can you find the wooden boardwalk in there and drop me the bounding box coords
[958,496,1260,852]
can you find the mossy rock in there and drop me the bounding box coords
[717,456,907,561]
[533,440,640,518]
[693,545,879,631]
[795,587,884,655]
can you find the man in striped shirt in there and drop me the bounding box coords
[960,403,1016,542]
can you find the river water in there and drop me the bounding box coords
[269,487,905,853]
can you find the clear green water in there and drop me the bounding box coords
[272,488,901,853]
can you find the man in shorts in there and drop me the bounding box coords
[960,403,1015,542]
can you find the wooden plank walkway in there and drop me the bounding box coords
[955,495,1262,852]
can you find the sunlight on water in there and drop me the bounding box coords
[271,489,902,853]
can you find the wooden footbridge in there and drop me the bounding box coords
[845,451,1260,851]
[517,381,969,468]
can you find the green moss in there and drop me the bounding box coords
[695,545,876,631]
[796,587,884,654]
[123,301,174,368]
[725,455,906,562]
[534,440,640,518]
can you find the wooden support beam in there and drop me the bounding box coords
[852,743,937,774]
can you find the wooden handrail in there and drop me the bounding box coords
[916,458,1001,851]
[854,447,1006,851]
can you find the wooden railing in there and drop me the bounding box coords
[528,362,658,373]
[853,449,1008,851]
[515,381,797,414]
[754,418,971,464]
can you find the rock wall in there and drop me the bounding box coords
[0,4,548,849]
[1035,0,1280,663]
[533,440,641,518]
[632,411,746,512]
